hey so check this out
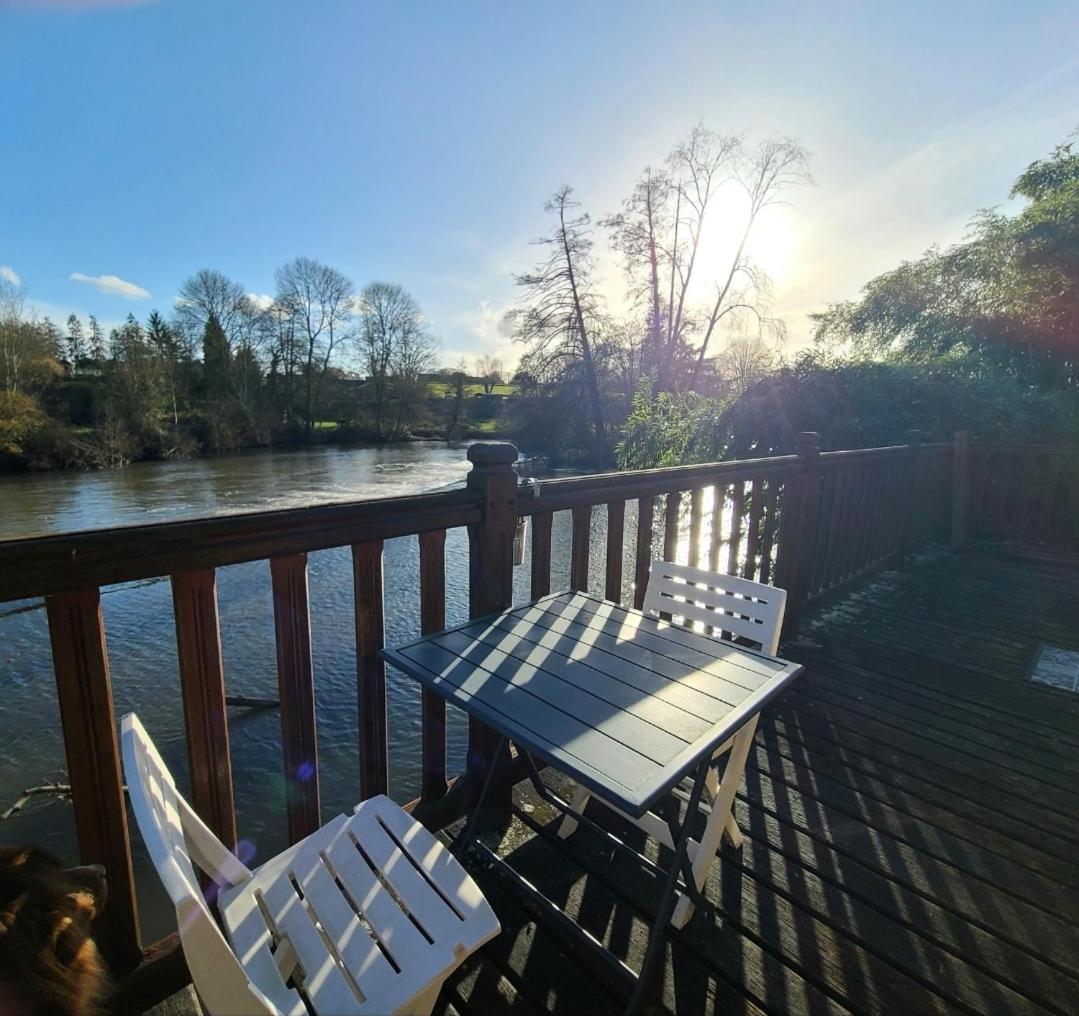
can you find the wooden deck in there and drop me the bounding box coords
[436,548,1079,1016]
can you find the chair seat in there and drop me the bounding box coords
[219,795,499,1015]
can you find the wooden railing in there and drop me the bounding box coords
[0,432,1067,988]
[965,440,1079,550]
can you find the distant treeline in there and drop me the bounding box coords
[0,263,515,471]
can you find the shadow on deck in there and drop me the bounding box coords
[438,547,1079,1015]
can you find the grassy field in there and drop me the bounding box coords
[426,382,516,397]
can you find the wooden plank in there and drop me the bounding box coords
[529,510,553,600]
[570,505,592,592]
[418,529,447,802]
[688,486,704,568]
[269,553,321,843]
[726,481,744,575]
[632,496,654,610]
[604,501,625,604]
[45,587,142,972]
[0,486,483,603]
[353,539,387,801]
[170,568,237,851]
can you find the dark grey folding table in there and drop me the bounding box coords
[383,590,804,1014]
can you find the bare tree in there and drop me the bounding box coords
[357,282,427,439]
[475,354,505,393]
[608,126,809,390]
[690,136,809,381]
[176,269,246,347]
[513,186,607,447]
[274,257,355,435]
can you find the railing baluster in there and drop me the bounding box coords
[633,496,654,609]
[759,481,779,585]
[530,511,553,599]
[605,501,625,604]
[663,491,681,563]
[708,484,725,572]
[688,487,704,568]
[570,506,592,592]
[269,553,320,843]
[743,480,764,581]
[726,481,745,575]
[45,587,141,972]
[171,568,237,851]
[352,539,388,801]
[418,530,447,802]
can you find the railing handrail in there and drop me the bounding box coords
[517,453,801,515]
[0,485,482,602]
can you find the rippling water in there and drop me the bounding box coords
[0,442,641,938]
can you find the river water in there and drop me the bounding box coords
[0,442,652,938]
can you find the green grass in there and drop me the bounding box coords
[427,382,517,397]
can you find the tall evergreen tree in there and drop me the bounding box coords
[202,312,231,400]
[87,315,105,363]
[65,314,85,366]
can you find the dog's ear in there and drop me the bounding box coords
[62,868,107,916]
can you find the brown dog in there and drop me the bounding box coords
[0,846,109,1016]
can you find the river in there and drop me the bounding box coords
[0,442,650,939]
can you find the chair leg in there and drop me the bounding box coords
[671,716,758,929]
[723,811,744,848]
[557,784,591,838]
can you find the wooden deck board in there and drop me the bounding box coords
[437,549,1079,1015]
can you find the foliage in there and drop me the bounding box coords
[618,351,1079,469]
[0,390,49,459]
[813,133,1078,386]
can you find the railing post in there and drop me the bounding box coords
[952,430,970,548]
[777,432,822,642]
[894,430,922,570]
[46,588,142,973]
[464,441,519,825]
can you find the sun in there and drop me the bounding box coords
[690,182,797,294]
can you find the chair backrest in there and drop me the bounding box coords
[642,560,786,655]
[121,713,277,1015]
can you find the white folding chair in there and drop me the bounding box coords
[558,560,786,928]
[121,713,499,1015]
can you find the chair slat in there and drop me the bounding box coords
[323,827,431,966]
[642,560,785,656]
[259,863,364,1015]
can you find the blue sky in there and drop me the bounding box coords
[1,0,1077,367]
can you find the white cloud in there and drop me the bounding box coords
[0,265,21,286]
[245,292,274,311]
[70,272,150,299]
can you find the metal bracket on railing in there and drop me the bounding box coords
[518,477,541,500]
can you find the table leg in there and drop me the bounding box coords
[625,756,711,1016]
[452,734,509,854]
